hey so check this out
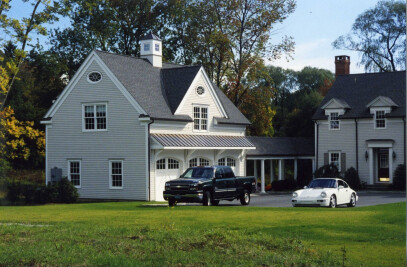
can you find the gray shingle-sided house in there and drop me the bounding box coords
[313,56,406,186]
[41,33,256,201]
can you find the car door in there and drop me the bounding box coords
[343,181,352,202]
[224,167,237,198]
[213,168,228,199]
[337,180,347,204]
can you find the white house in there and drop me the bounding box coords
[313,56,406,186]
[41,33,255,201]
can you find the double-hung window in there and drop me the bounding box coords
[375,110,386,129]
[68,160,81,188]
[329,152,341,171]
[83,104,107,131]
[110,160,123,189]
[329,112,339,130]
[193,106,208,131]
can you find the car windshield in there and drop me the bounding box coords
[180,168,214,179]
[308,179,337,188]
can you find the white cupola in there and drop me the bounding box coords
[140,32,162,68]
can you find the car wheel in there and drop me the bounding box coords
[168,199,176,207]
[211,199,220,206]
[240,190,250,206]
[203,191,212,206]
[328,195,336,208]
[347,193,356,207]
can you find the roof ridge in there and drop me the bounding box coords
[162,64,202,70]
[337,70,406,76]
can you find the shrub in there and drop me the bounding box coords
[343,167,362,190]
[392,164,406,190]
[56,178,78,203]
[314,163,341,178]
[272,179,298,191]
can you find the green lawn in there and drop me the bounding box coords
[0,202,405,266]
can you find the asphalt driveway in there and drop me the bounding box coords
[218,191,406,207]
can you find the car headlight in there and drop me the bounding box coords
[165,183,171,190]
[189,183,199,190]
[292,192,298,198]
[320,192,327,198]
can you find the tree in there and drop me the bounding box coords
[333,0,406,72]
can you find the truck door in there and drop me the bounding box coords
[214,168,228,199]
[224,167,237,198]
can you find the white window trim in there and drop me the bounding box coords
[374,109,387,130]
[328,112,340,130]
[109,160,124,189]
[67,160,81,188]
[87,71,103,84]
[329,151,341,172]
[193,105,209,132]
[82,103,108,132]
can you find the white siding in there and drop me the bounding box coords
[47,59,148,200]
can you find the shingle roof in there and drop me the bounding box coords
[246,137,314,157]
[140,33,161,41]
[151,134,255,148]
[313,71,406,120]
[95,51,250,125]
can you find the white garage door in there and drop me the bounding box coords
[155,158,181,201]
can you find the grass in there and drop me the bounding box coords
[0,202,405,266]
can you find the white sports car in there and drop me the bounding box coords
[291,178,358,208]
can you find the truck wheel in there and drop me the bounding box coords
[203,191,212,206]
[240,190,250,205]
[211,199,220,206]
[168,199,176,207]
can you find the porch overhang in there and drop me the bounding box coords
[150,134,256,150]
[366,139,394,148]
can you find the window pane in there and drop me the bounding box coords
[330,153,340,170]
[84,106,94,117]
[168,159,179,169]
[156,159,165,170]
[70,161,80,186]
[227,158,236,167]
[111,161,122,187]
[189,158,198,167]
[218,158,225,166]
[85,118,95,130]
[330,112,339,129]
[200,158,209,166]
[155,43,160,51]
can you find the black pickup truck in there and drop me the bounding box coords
[163,166,256,206]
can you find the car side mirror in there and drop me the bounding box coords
[338,185,344,189]
[303,186,308,189]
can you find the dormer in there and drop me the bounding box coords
[140,32,162,68]
[321,98,350,117]
[366,96,398,115]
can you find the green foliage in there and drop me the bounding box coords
[4,177,78,204]
[314,163,341,178]
[271,179,298,191]
[333,0,406,72]
[344,167,362,190]
[392,164,406,190]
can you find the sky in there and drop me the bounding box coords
[3,0,382,74]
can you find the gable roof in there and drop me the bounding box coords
[313,71,406,120]
[95,50,250,125]
[321,98,350,109]
[366,96,399,108]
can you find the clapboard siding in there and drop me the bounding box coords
[358,118,404,183]
[47,59,148,200]
[317,120,356,174]
[317,118,405,184]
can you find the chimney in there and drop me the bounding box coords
[335,55,350,75]
[140,32,162,68]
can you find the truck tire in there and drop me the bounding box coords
[240,190,250,205]
[168,199,176,207]
[203,191,212,206]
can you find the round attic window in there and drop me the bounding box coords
[196,86,205,96]
[88,72,102,83]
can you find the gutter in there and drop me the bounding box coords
[147,118,154,202]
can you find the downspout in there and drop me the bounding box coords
[404,117,406,166]
[355,119,358,171]
[147,118,154,202]
[315,121,319,171]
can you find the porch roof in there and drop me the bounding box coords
[246,137,314,158]
[150,134,256,149]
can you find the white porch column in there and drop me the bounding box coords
[294,159,298,180]
[270,160,274,183]
[369,148,374,184]
[261,160,265,193]
[389,147,393,183]
[278,159,284,180]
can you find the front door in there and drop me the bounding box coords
[377,149,389,182]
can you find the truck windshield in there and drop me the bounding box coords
[308,179,337,188]
[181,168,214,179]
